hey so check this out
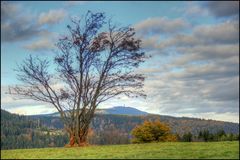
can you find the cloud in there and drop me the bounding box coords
[157,20,239,50]
[206,1,239,18]
[142,75,239,115]
[175,44,239,64]
[170,62,238,81]
[1,2,47,42]
[38,9,67,25]
[135,17,189,35]
[183,1,239,19]
[134,13,239,120]
[1,1,19,22]
[139,59,239,117]
[174,112,239,123]
[202,77,239,102]
[193,20,239,44]
[1,2,67,43]
[65,1,87,6]
[136,68,161,75]
[1,82,65,114]
[1,23,48,43]
[1,86,46,109]
[185,5,203,15]
[141,36,160,49]
[139,20,239,59]
[157,34,200,49]
[24,38,56,51]
[2,105,57,116]
[183,2,209,17]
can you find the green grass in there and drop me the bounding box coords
[1,141,239,159]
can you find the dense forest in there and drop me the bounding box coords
[1,109,68,149]
[1,109,239,149]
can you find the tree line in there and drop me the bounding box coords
[178,129,239,142]
[131,120,239,143]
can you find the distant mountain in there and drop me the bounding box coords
[32,106,148,117]
[100,106,148,115]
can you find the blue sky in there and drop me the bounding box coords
[1,1,239,123]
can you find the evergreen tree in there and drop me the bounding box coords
[182,132,192,142]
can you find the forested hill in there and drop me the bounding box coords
[2,108,239,135]
[27,106,238,135]
[1,109,69,149]
[30,112,239,136]
[1,109,239,149]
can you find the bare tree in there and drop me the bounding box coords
[9,11,147,147]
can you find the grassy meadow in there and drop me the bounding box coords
[1,141,239,159]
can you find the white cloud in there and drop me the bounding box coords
[135,17,189,35]
[24,38,55,51]
[1,2,47,42]
[38,9,67,25]
[156,20,239,51]
[193,20,239,44]
[1,3,66,45]
[141,36,160,49]
[174,44,239,65]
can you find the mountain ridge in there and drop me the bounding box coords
[4,106,239,124]
[29,106,239,124]
[30,106,149,117]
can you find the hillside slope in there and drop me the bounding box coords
[1,109,68,150]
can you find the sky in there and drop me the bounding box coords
[1,1,239,123]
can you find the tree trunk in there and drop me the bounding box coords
[68,126,89,147]
[66,106,94,147]
[69,133,88,147]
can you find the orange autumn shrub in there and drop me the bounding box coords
[131,120,177,143]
